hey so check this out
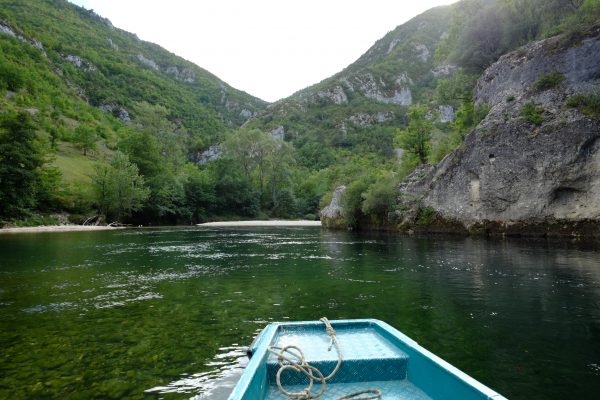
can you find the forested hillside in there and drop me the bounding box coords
[0,0,267,225]
[0,0,598,227]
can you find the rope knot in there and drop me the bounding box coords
[267,318,381,400]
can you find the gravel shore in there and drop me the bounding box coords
[197,220,321,227]
[0,225,124,234]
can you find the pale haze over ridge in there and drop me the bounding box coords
[68,0,458,102]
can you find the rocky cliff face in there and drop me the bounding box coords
[395,30,600,237]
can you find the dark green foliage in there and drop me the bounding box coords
[521,102,544,125]
[10,214,59,227]
[534,72,565,91]
[436,71,478,102]
[361,173,399,222]
[272,188,297,218]
[567,94,600,118]
[182,164,216,223]
[0,112,45,217]
[416,206,437,225]
[212,166,260,217]
[93,151,149,220]
[0,58,25,91]
[297,140,335,170]
[440,0,589,72]
[395,105,432,164]
[73,124,97,155]
[342,180,369,228]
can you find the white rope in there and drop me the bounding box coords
[267,317,382,400]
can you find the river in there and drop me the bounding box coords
[0,227,598,399]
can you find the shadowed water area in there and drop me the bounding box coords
[0,227,599,399]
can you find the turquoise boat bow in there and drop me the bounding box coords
[228,319,507,400]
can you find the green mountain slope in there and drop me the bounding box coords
[243,5,452,155]
[0,0,267,134]
[245,0,594,157]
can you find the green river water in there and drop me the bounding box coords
[0,227,599,399]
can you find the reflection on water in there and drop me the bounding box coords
[146,345,248,400]
[0,227,599,399]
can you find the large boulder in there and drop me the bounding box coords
[320,186,347,229]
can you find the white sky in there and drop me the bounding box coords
[68,0,457,102]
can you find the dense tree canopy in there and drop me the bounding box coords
[0,112,45,217]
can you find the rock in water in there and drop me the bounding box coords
[320,186,347,229]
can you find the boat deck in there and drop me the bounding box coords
[265,379,431,399]
[266,324,425,398]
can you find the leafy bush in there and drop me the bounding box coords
[534,72,565,91]
[567,94,600,118]
[416,206,437,226]
[341,180,369,228]
[521,102,544,125]
[12,214,60,227]
[361,174,399,220]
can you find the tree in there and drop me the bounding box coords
[182,164,215,223]
[395,105,432,164]
[93,151,149,221]
[132,101,186,166]
[73,124,97,155]
[361,173,399,223]
[118,129,162,177]
[0,112,44,218]
[435,71,477,103]
[222,129,296,211]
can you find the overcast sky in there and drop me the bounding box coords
[68,0,457,102]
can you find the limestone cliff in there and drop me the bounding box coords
[395,29,600,237]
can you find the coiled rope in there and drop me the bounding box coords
[267,317,382,400]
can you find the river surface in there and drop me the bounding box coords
[0,227,599,399]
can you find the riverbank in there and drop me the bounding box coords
[197,220,321,227]
[0,225,125,234]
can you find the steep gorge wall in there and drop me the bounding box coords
[395,30,600,237]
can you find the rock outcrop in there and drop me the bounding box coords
[99,103,131,123]
[395,30,600,237]
[270,126,285,140]
[64,54,97,71]
[196,145,222,165]
[165,66,196,83]
[320,186,347,229]
[137,54,159,70]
